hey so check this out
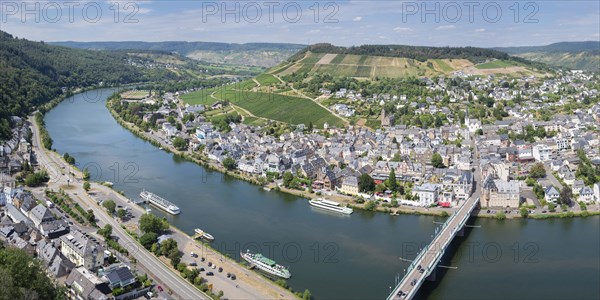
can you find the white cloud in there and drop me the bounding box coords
[435,25,456,31]
[474,28,486,33]
[393,27,413,33]
[353,16,363,22]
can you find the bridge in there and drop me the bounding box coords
[387,196,480,300]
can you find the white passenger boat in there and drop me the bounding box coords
[309,198,353,214]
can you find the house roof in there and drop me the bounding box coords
[105,266,135,285]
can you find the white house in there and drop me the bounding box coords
[544,186,560,204]
[594,183,600,203]
[412,183,439,207]
[578,186,595,204]
[533,144,552,162]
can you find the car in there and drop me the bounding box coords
[486,210,490,213]
[417,265,421,270]
[199,267,205,272]
[157,286,163,292]
[230,274,236,280]
[201,257,205,262]
[189,262,197,266]
[218,267,223,272]
[212,264,217,269]
[419,269,424,274]
[397,291,403,296]
[206,272,214,276]
[226,272,231,278]
[208,262,212,267]
[542,210,547,213]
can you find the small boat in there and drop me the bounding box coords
[195,228,215,241]
[309,198,353,214]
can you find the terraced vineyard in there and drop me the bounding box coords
[273,51,543,79]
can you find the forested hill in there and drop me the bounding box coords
[493,41,600,72]
[0,31,145,140]
[50,41,305,53]
[290,43,515,64]
[494,41,600,54]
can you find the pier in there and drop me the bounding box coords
[388,196,480,300]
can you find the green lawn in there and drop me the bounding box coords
[475,60,520,69]
[215,89,345,128]
[180,88,219,105]
[256,74,281,86]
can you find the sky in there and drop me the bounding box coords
[1,0,599,47]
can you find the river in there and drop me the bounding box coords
[44,89,600,299]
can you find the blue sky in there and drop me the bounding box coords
[1,1,599,47]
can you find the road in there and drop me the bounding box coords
[389,166,482,300]
[31,115,295,299]
[30,116,211,300]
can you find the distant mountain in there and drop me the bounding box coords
[50,41,306,67]
[493,41,600,72]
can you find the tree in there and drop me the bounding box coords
[140,213,169,234]
[83,181,91,192]
[358,174,376,192]
[388,169,398,192]
[222,157,236,171]
[86,209,95,224]
[302,289,312,300]
[140,232,158,249]
[559,186,572,205]
[431,153,445,168]
[364,200,377,211]
[83,168,90,180]
[0,247,63,300]
[63,152,76,164]
[172,137,187,151]
[168,248,182,266]
[519,207,529,218]
[117,208,127,219]
[98,224,112,240]
[529,163,546,179]
[24,171,49,187]
[283,172,294,188]
[103,200,116,214]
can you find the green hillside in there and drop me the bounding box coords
[50,41,306,67]
[0,31,150,140]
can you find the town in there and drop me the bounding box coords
[110,69,600,218]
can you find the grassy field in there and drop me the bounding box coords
[180,88,219,105]
[255,74,281,86]
[475,60,520,69]
[121,90,149,100]
[215,89,345,128]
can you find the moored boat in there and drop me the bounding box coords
[309,198,353,214]
[194,228,215,241]
[140,190,180,215]
[240,250,291,279]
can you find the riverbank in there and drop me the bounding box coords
[106,97,458,218]
[106,97,600,221]
[34,90,298,300]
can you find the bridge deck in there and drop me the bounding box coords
[388,197,479,300]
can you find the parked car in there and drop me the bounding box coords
[218,267,223,272]
[199,267,205,272]
[206,272,214,276]
[157,286,163,292]
[189,262,197,266]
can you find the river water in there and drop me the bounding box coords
[45,89,600,299]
